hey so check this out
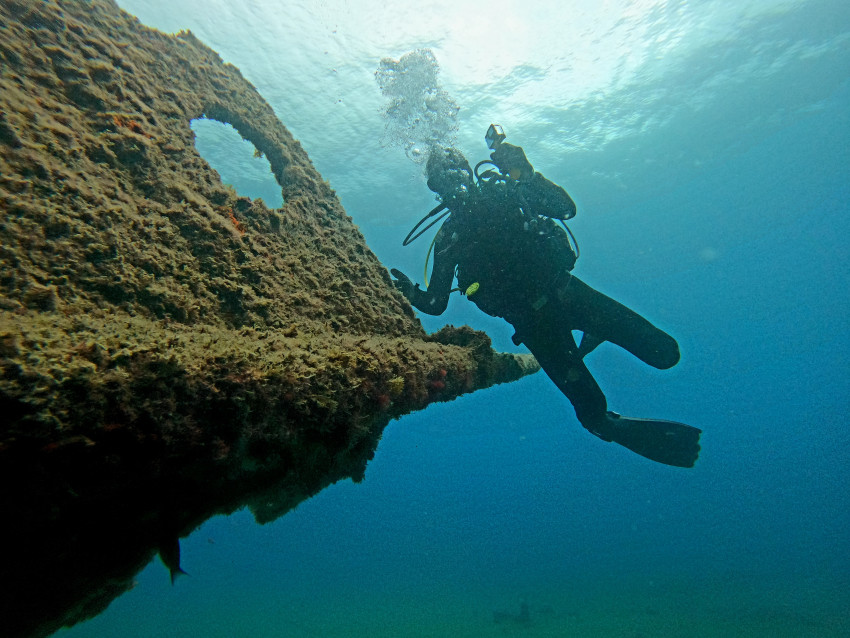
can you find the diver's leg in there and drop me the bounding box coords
[519,320,609,429]
[519,299,701,468]
[559,275,680,369]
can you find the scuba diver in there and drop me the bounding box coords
[391,125,701,468]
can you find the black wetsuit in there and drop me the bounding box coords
[407,172,681,432]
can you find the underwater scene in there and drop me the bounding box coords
[1,0,847,636]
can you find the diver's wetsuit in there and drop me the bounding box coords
[406,171,680,433]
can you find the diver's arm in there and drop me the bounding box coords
[491,143,577,220]
[390,228,454,316]
[518,172,577,220]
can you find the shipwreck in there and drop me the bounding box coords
[0,1,538,636]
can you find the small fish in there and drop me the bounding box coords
[158,537,189,585]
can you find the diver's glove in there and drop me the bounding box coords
[490,143,534,182]
[390,268,419,302]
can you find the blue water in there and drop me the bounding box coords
[61,1,848,636]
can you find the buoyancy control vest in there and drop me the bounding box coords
[448,179,578,318]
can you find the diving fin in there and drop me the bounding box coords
[588,412,702,468]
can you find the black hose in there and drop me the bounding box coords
[403,202,449,245]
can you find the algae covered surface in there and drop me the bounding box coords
[0,1,537,636]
